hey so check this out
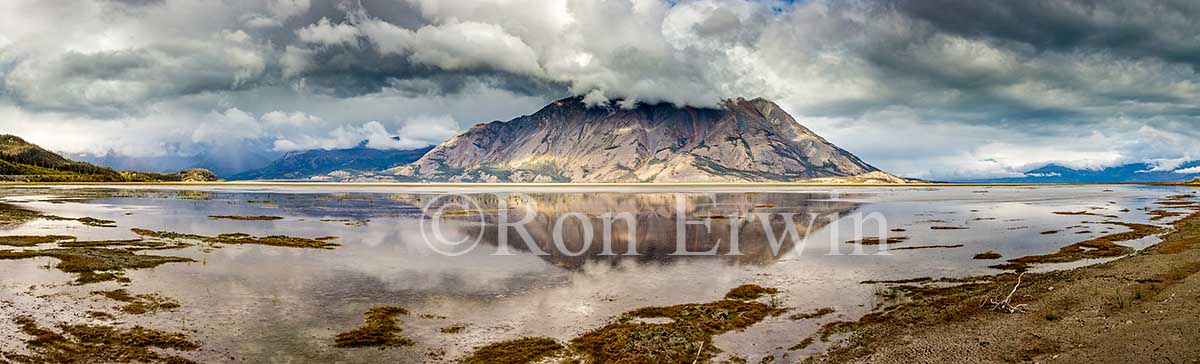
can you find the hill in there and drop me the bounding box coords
[0,135,217,182]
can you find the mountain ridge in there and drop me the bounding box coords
[229,143,433,181]
[390,97,900,183]
[0,135,218,182]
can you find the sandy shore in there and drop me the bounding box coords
[805,197,1200,363]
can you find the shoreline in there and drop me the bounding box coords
[803,202,1200,363]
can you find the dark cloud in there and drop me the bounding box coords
[0,0,1198,179]
[890,0,1200,66]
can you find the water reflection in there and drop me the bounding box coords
[417,192,861,268]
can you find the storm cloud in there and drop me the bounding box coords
[0,0,1198,179]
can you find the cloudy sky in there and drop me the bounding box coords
[1,0,1199,179]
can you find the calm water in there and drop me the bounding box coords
[0,185,1195,363]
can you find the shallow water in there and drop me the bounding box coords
[0,184,1196,363]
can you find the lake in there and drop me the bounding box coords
[0,184,1194,363]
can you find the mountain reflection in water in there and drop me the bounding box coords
[412,192,862,268]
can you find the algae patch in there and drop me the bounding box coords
[132,228,339,249]
[460,337,563,364]
[844,236,909,245]
[571,298,783,363]
[333,306,413,349]
[0,235,75,247]
[461,285,786,364]
[724,284,779,300]
[993,221,1164,270]
[4,317,199,364]
[973,251,1003,260]
[207,215,284,221]
[0,248,194,285]
[789,307,836,321]
[93,289,180,315]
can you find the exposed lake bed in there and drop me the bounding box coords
[0,185,1197,363]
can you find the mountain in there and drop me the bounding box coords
[0,135,217,182]
[70,140,281,178]
[390,97,899,183]
[966,162,1200,184]
[228,143,433,181]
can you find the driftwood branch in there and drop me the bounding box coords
[984,272,1029,313]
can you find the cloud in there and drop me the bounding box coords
[1,0,1200,179]
[271,117,451,152]
[3,31,269,116]
[296,17,360,47]
[1175,166,1200,174]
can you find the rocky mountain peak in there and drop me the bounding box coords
[390,97,896,183]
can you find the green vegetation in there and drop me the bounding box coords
[120,168,219,182]
[0,134,218,182]
[333,306,413,349]
[0,135,124,182]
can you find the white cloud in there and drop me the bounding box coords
[192,108,263,144]
[262,110,321,126]
[402,21,545,77]
[273,121,403,151]
[296,17,360,47]
[394,115,461,145]
[1175,166,1200,174]
[268,0,310,19]
[279,45,314,78]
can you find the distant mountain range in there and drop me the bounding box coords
[0,135,217,182]
[70,141,280,178]
[228,143,433,181]
[964,162,1200,184]
[389,97,902,183]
